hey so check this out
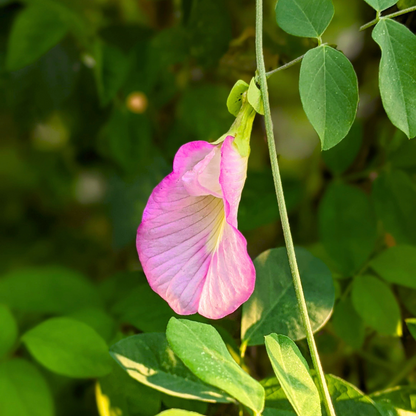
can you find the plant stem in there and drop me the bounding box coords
[266,54,305,79]
[255,1,337,415]
[360,6,416,31]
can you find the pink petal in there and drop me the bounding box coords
[136,137,255,319]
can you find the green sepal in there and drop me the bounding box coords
[227,80,249,117]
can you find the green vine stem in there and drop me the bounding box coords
[254,1,337,415]
[360,6,416,31]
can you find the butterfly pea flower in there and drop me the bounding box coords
[137,96,256,319]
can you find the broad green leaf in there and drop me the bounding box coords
[275,0,334,38]
[299,45,359,150]
[370,245,416,289]
[371,386,416,414]
[111,284,179,333]
[68,307,116,343]
[372,19,416,138]
[22,317,112,378]
[372,170,416,245]
[319,182,377,276]
[322,122,363,175]
[227,80,249,117]
[364,0,399,12]
[166,318,265,413]
[0,304,18,358]
[241,247,335,346]
[264,334,321,416]
[325,374,382,416]
[247,77,264,115]
[0,266,101,313]
[406,318,416,340]
[95,41,129,106]
[332,297,366,349]
[0,358,54,416]
[161,395,207,414]
[351,275,402,336]
[263,374,381,415]
[97,362,161,416]
[110,333,232,403]
[6,5,68,71]
[187,0,232,67]
[156,411,204,416]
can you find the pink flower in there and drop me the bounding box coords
[136,135,256,319]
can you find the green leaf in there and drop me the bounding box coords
[187,0,232,67]
[351,275,402,336]
[364,0,399,12]
[263,374,382,415]
[0,266,101,313]
[22,317,112,378]
[94,41,129,106]
[166,318,265,413]
[397,0,416,8]
[319,182,377,276]
[371,386,416,414]
[161,395,207,414]
[406,318,416,340]
[299,45,359,150]
[6,5,69,71]
[372,170,416,245]
[370,245,416,289]
[322,122,363,175]
[227,80,249,117]
[247,77,264,115]
[241,247,335,346]
[275,0,334,38]
[372,18,416,138]
[332,297,366,349]
[97,362,161,416]
[325,374,382,416]
[156,411,204,416]
[0,358,54,416]
[264,334,321,416]
[0,304,18,358]
[111,284,178,333]
[110,333,232,403]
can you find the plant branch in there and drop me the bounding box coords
[255,1,337,415]
[360,6,416,31]
[266,54,305,78]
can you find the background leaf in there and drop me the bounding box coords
[110,332,232,403]
[22,317,113,378]
[370,245,416,289]
[371,386,416,414]
[372,18,416,139]
[0,304,18,358]
[275,0,334,38]
[0,266,101,313]
[372,170,416,245]
[241,247,335,346]
[319,182,377,276]
[265,334,321,416]
[406,318,416,340]
[299,45,359,150]
[0,358,54,416]
[351,275,402,336]
[166,318,265,413]
[6,4,68,71]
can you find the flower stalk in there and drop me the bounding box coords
[254,0,337,415]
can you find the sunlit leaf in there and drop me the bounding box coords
[166,318,265,413]
[110,333,232,403]
[265,334,321,416]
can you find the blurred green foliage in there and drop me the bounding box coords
[1,0,416,415]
